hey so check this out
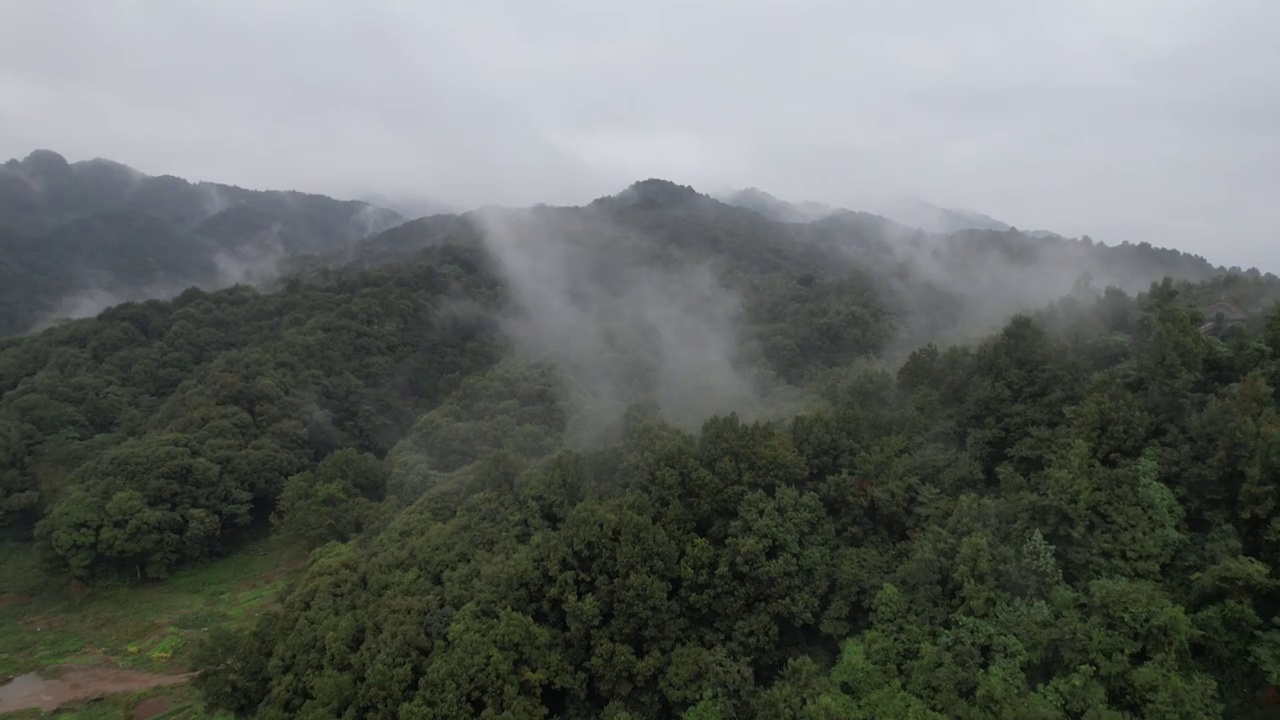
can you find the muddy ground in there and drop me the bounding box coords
[0,664,189,714]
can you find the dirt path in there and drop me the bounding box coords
[0,665,190,714]
[133,695,173,720]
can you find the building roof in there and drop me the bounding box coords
[1202,299,1248,322]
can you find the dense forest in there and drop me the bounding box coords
[4,165,1280,717]
[192,285,1280,719]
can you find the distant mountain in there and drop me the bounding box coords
[874,198,1011,234]
[0,150,402,335]
[357,192,456,221]
[352,178,1252,353]
[1,158,1257,345]
[717,187,843,223]
[718,186,1014,235]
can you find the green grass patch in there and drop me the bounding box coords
[147,634,187,663]
[0,536,303,683]
[223,581,285,620]
[0,542,46,598]
[170,610,230,631]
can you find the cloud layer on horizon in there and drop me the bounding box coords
[2,0,1276,269]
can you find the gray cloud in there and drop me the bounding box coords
[2,0,1276,269]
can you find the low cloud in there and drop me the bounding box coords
[475,205,764,441]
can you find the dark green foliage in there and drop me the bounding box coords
[749,274,893,383]
[1,244,503,578]
[272,449,391,549]
[186,289,1280,719]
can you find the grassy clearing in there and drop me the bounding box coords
[0,537,302,717]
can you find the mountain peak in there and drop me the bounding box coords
[734,187,780,202]
[875,198,1011,234]
[22,148,69,167]
[20,149,71,174]
[75,156,144,176]
[718,187,841,223]
[600,178,704,209]
[10,149,72,186]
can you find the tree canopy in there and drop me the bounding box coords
[186,285,1280,718]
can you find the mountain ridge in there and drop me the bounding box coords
[717,186,1014,234]
[0,149,402,335]
[2,150,1271,343]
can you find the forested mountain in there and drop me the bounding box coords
[4,170,1280,717]
[0,150,401,336]
[352,180,1267,351]
[718,187,1011,234]
[357,192,457,221]
[876,197,1011,234]
[711,183,1239,343]
[717,188,846,224]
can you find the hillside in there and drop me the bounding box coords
[0,150,401,336]
[818,219,1246,350]
[876,197,1012,234]
[353,180,1264,351]
[2,155,1254,345]
[717,187,846,224]
[3,173,1280,717]
[718,187,1011,234]
[191,288,1280,719]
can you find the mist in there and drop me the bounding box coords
[209,224,288,288]
[474,205,767,441]
[740,190,1263,356]
[30,274,197,333]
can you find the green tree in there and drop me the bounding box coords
[272,449,389,549]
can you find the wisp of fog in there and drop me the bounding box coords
[475,205,765,442]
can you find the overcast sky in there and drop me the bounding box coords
[2,0,1277,269]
